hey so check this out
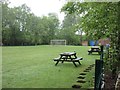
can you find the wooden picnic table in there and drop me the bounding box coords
[88,46,101,55]
[53,52,83,67]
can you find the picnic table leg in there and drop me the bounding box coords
[78,61,81,65]
[90,52,92,55]
[98,51,101,55]
[62,60,65,63]
[55,61,59,66]
[72,62,77,67]
[88,51,91,55]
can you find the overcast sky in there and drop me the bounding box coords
[9,0,66,22]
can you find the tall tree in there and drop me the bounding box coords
[61,1,120,72]
[59,14,81,45]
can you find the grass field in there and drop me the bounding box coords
[2,45,99,88]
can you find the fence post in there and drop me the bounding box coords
[95,60,103,90]
[100,45,104,60]
[94,45,104,90]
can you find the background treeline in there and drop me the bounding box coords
[2,0,84,46]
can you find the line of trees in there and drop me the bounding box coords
[2,0,82,46]
[2,1,59,46]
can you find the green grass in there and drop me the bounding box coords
[2,45,99,88]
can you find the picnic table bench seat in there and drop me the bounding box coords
[53,57,83,61]
[53,57,60,61]
[53,57,83,67]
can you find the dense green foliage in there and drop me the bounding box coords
[57,14,81,45]
[2,0,82,46]
[2,1,59,45]
[2,45,99,88]
[61,2,120,71]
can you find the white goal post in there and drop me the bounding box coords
[50,39,66,46]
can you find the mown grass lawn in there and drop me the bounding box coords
[2,45,99,88]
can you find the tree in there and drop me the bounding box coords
[59,13,82,45]
[2,1,20,45]
[61,1,120,73]
[2,1,33,45]
[39,13,59,44]
[2,1,60,46]
[62,2,117,39]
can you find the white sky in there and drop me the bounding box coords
[8,0,66,22]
